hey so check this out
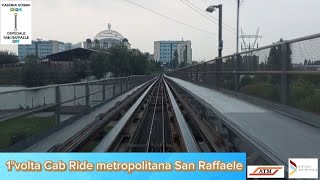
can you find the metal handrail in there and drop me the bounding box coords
[178,70,320,75]
[0,77,152,122]
[174,32,320,71]
[0,75,149,95]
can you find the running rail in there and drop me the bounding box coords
[146,81,161,152]
[93,79,158,152]
[163,79,200,152]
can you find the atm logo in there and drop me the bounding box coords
[247,165,284,178]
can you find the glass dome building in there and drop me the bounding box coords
[84,23,130,49]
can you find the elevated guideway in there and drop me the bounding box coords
[166,76,320,166]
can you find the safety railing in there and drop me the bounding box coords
[0,75,153,150]
[168,33,320,115]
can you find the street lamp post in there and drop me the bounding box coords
[206,5,223,58]
[206,4,223,87]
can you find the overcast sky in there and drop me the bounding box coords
[0,0,320,61]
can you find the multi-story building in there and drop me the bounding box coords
[177,41,192,65]
[154,40,192,64]
[18,40,71,61]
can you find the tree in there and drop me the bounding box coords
[107,45,131,76]
[21,55,48,87]
[267,38,292,84]
[129,49,148,75]
[147,60,163,74]
[183,48,187,64]
[89,52,110,79]
[24,54,38,62]
[89,45,163,78]
[179,61,187,68]
[171,50,179,69]
[0,51,19,66]
[72,61,89,80]
[267,46,282,71]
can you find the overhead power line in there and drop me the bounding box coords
[123,0,216,36]
[182,0,237,32]
[178,0,219,24]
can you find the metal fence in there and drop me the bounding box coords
[168,33,320,115]
[0,75,153,150]
[0,75,152,122]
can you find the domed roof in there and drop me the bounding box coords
[93,23,124,41]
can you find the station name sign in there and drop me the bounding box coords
[1,1,32,44]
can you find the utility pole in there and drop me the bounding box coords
[235,0,240,91]
[217,5,223,88]
[236,0,240,55]
[218,4,223,58]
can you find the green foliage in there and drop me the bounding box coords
[266,39,292,84]
[240,75,254,87]
[171,50,179,69]
[71,61,89,80]
[179,61,187,68]
[267,46,282,71]
[240,74,320,113]
[288,79,320,113]
[224,57,236,71]
[252,74,270,82]
[24,54,38,62]
[147,60,163,75]
[223,74,235,90]
[107,45,131,77]
[289,80,315,106]
[239,55,259,71]
[2,46,161,86]
[293,75,320,87]
[0,115,55,149]
[90,52,110,79]
[240,83,280,101]
[0,69,21,85]
[0,51,19,66]
[299,91,320,113]
[48,69,75,84]
[89,45,162,78]
[129,49,148,75]
[21,56,49,87]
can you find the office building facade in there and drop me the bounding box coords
[154,40,192,64]
[18,40,71,61]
